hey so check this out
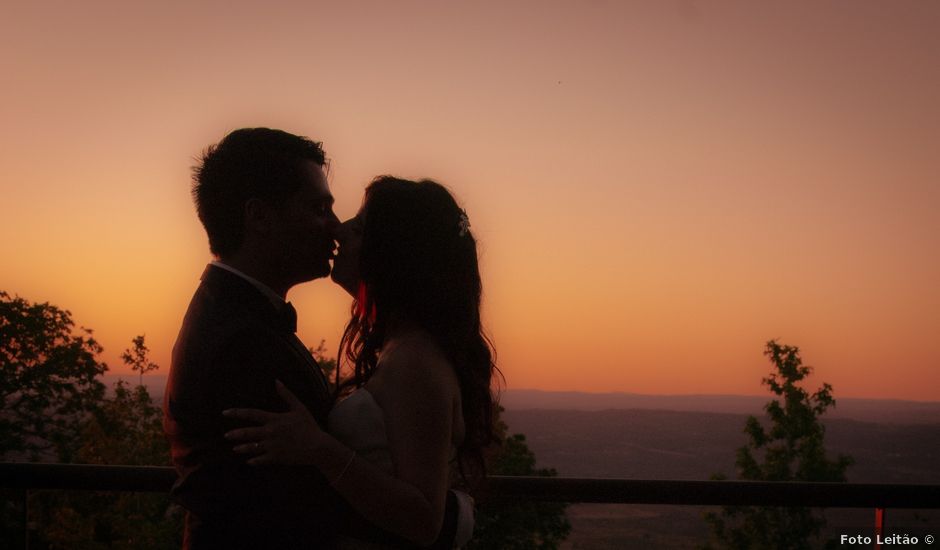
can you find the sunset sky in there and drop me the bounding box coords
[3,2,938,400]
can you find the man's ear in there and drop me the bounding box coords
[244,198,272,236]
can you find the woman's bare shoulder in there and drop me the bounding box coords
[369,330,466,448]
[371,332,458,400]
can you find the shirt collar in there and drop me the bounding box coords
[210,261,286,309]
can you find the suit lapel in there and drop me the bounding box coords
[283,333,331,399]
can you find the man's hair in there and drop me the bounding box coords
[191,127,326,257]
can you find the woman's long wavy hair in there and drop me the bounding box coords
[336,176,501,479]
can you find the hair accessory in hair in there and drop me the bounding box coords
[457,209,471,237]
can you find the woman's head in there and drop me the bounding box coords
[337,176,499,475]
[363,177,479,328]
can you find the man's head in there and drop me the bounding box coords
[192,128,339,287]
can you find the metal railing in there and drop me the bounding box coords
[2,462,938,547]
[3,462,938,508]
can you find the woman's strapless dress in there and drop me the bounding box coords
[328,389,474,549]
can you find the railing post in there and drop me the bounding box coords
[874,508,885,550]
[23,488,29,550]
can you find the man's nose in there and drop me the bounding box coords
[327,210,341,234]
[336,219,356,242]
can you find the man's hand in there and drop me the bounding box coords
[223,380,325,465]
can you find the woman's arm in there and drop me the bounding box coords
[223,352,457,546]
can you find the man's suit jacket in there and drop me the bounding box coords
[165,265,343,548]
[164,265,460,549]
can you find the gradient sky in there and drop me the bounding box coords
[3,1,938,400]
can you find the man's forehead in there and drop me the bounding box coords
[301,160,333,199]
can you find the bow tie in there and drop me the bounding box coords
[279,302,298,333]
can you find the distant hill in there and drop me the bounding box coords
[501,389,940,425]
[501,408,940,484]
[101,377,940,425]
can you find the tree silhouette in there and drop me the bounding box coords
[122,334,159,387]
[704,340,853,550]
[310,339,336,389]
[0,291,106,462]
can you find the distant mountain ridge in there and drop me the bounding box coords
[501,389,940,425]
[100,376,940,425]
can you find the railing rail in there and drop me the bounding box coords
[2,462,938,509]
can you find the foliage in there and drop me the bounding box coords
[466,406,571,550]
[122,334,159,388]
[34,377,182,549]
[703,340,853,550]
[78,379,168,466]
[0,291,107,462]
[310,339,336,390]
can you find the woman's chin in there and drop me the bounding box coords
[330,268,357,296]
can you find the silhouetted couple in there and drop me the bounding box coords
[163,128,498,549]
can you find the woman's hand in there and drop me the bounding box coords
[223,380,325,466]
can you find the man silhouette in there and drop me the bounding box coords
[164,128,458,548]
